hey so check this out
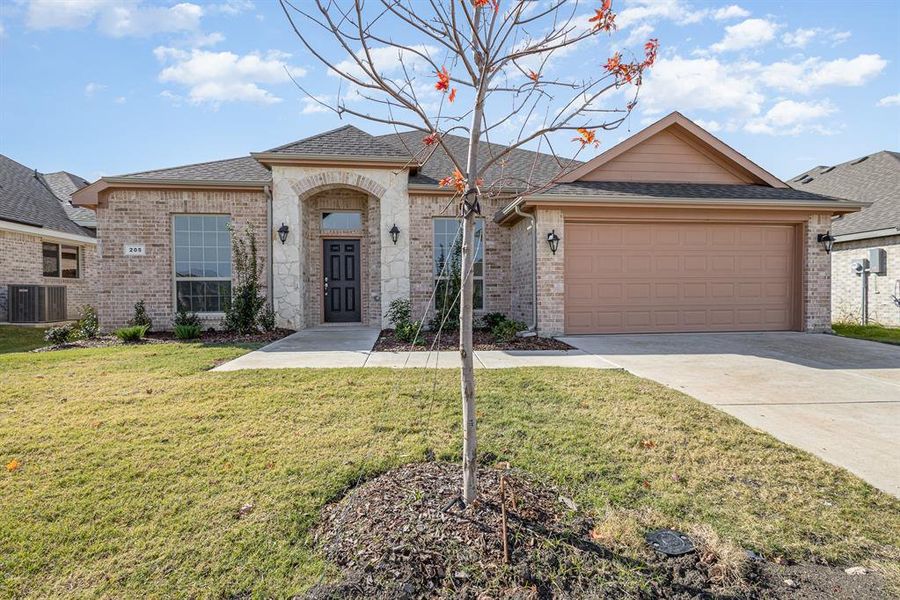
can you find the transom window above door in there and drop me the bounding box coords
[322,211,362,231]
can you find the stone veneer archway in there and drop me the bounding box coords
[271,166,411,330]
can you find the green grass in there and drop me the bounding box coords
[1,344,898,598]
[0,325,48,354]
[833,322,900,345]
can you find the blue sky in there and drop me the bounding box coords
[1,0,898,182]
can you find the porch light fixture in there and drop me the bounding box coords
[547,229,561,255]
[389,223,400,245]
[817,231,835,254]
[277,223,289,245]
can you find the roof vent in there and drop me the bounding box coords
[792,174,808,182]
[851,156,870,165]
[801,176,814,184]
[820,166,835,174]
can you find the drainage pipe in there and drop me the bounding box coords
[265,184,274,311]
[861,268,869,325]
[513,203,538,333]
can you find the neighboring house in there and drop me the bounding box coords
[789,151,900,327]
[0,154,97,322]
[72,112,862,335]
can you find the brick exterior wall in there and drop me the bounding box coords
[408,194,511,326]
[95,188,268,331]
[0,229,97,322]
[831,234,900,326]
[302,188,381,327]
[509,217,535,327]
[803,214,833,332]
[534,209,565,336]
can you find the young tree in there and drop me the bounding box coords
[280,0,657,505]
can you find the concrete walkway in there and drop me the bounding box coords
[560,332,900,497]
[212,327,618,371]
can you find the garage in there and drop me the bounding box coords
[564,221,799,334]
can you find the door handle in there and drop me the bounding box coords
[324,277,329,295]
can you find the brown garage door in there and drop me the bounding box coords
[564,222,797,334]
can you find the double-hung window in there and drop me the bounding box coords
[42,242,80,278]
[173,215,232,313]
[433,217,484,310]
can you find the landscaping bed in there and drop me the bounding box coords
[374,328,574,352]
[309,462,888,599]
[32,328,293,352]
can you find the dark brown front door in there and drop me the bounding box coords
[323,239,361,323]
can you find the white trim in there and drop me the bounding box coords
[0,219,97,245]
[833,227,900,243]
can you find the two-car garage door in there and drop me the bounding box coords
[564,222,798,334]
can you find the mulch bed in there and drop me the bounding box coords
[32,328,293,352]
[306,462,887,600]
[374,329,574,352]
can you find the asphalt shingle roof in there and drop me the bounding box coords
[0,154,93,237]
[537,181,850,204]
[788,151,899,236]
[266,125,409,159]
[115,156,271,184]
[42,171,96,227]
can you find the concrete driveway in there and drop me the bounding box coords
[560,332,900,497]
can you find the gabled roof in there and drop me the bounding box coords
[789,151,899,237]
[114,156,271,183]
[0,154,94,238]
[253,125,412,165]
[42,171,96,227]
[560,112,787,188]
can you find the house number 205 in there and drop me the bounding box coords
[123,244,146,256]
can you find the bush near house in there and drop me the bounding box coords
[43,325,72,346]
[223,225,269,335]
[128,300,152,331]
[174,324,202,340]
[115,325,149,343]
[75,305,100,339]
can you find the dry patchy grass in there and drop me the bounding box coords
[1,344,898,597]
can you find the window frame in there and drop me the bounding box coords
[171,214,233,315]
[432,217,485,311]
[321,210,364,232]
[42,242,80,279]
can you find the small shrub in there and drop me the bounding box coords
[492,318,526,343]
[173,308,201,328]
[44,325,72,345]
[75,305,99,339]
[396,320,423,345]
[386,298,412,328]
[258,305,276,332]
[481,312,506,330]
[174,324,202,340]
[223,225,266,334]
[129,300,152,331]
[115,324,148,343]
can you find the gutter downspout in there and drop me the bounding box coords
[513,202,538,334]
[265,184,274,311]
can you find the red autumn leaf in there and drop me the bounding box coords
[423,132,438,146]
[528,70,540,82]
[643,38,659,67]
[439,169,467,193]
[572,128,600,148]
[472,0,499,10]
[588,1,616,32]
[435,66,451,92]
[448,88,457,103]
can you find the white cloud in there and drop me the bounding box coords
[332,45,439,80]
[114,96,126,104]
[300,96,333,114]
[877,93,900,107]
[639,55,765,116]
[616,0,709,29]
[155,47,306,106]
[693,118,722,132]
[782,27,852,48]
[759,54,887,93]
[623,23,655,47]
[712,5,750,20]
[84,82,106,96]
[745,99,837,135]
[187,31,225,48]
[208,0,254,15]
[27,0,204,37]
[0,22,5,38]
[711,18,777,52]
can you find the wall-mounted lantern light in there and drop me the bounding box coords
[817,231,835,254]
[277,223,290,245]
[547,229,561,255]
[389,224,400,245]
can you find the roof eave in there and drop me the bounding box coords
[834,226,900,243]
[251,152,415,168]
[72,177,268,207]
[0,218,97,244]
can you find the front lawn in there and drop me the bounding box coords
[0,325,48,354]
[833,322,900,345]
[1,344,898,597]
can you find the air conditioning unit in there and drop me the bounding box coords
[7,285,67,323]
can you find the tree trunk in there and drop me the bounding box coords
[459,207,477,505]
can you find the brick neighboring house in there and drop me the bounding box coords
[790,151,900,327]
[0,154,97,322]
[72,112,863,335]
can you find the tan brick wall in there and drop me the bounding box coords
[302,188,381,327]
[509,217,535,327]
[407,194,511,326]
[95,188,268,331]
[803,214,832,332]
[0,229,97,322]
[831,235,900,326]
[534,209,565,336]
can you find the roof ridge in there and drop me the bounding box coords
[113,155,256,178]
[263,124,364,153]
